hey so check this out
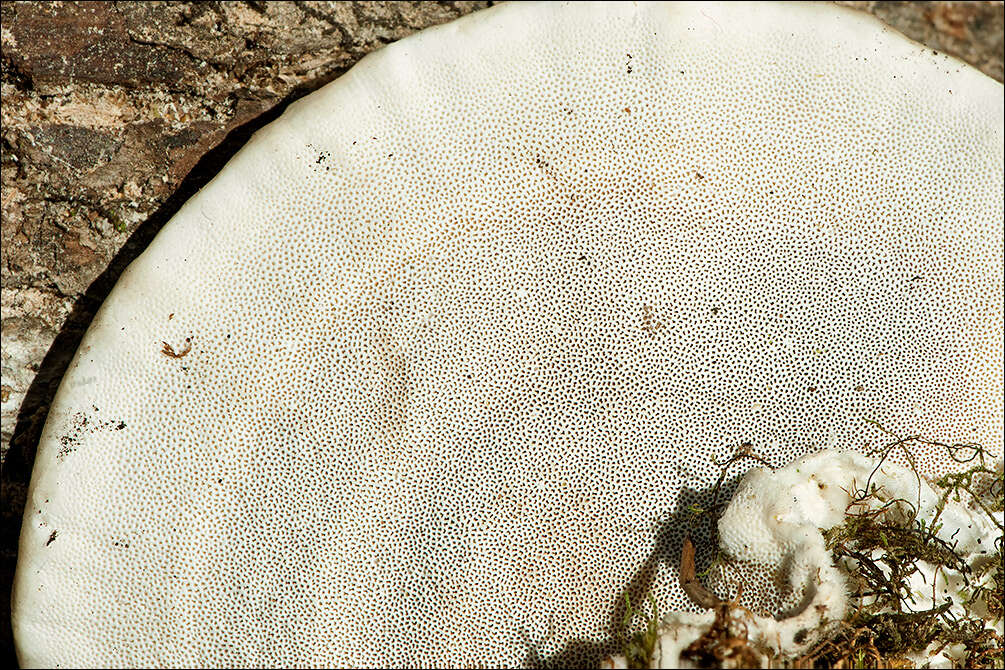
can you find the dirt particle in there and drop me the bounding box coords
[57,435,77,460]
[161,336,193,358]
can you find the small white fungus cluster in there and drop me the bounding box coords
[606,449,1004,669]
[12,2,1003,668]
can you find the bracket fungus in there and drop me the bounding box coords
[11,2,1004,668]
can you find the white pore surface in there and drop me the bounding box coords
[13,2,1004,667]
[609,450,1003,669]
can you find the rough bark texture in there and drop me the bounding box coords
[1,1,1002,663]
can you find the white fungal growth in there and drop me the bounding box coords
[606,450,1004,669]
[12,2,1004,667]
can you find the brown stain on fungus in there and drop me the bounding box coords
[641,304,662,334]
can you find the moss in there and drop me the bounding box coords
[794,428,1004,670]
[619,593,662,669]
